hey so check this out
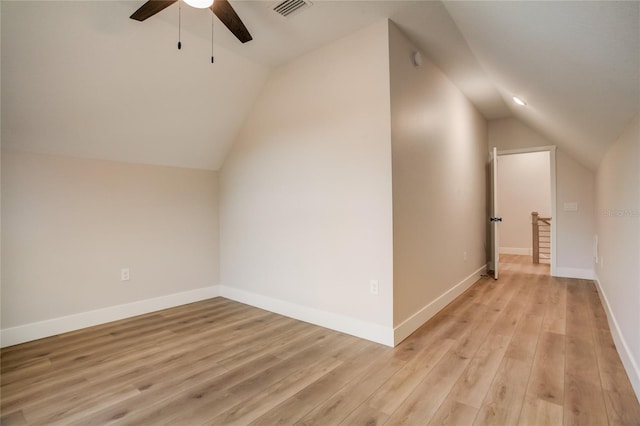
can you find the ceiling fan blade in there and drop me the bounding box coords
[211,0,253,43]
[130,0,177,21]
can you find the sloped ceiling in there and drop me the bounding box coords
[1,1,269,170]
[443,1,640,170]
[2,1,638,171]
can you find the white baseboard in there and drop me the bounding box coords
[594,275,640,401]
[553,267,595,280]
[393,264,487,345]
[500,247,532,255]
[219,286,394,347]
[0,286,220,348]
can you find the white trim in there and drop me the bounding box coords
[219,286,394,347]
[0,286,220,348]
[594,275,640,400]
[549,147,557,277]
[393,264,487,345]
[553,267,595,280]
[499,247,532,255]
[497,145,557,156]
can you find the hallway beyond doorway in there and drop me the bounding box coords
[501,253,550,276]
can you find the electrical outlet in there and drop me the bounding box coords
[463,251,468,261]
[370,280,379,295]
[121,268,130,281]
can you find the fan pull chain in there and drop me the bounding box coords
[211,13,215,63]
[177,0,182,50]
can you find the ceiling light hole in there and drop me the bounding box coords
[513,96,527,106]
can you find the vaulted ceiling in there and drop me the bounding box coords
[2,1,638,171]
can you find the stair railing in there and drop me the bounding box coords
[532,211,551,264]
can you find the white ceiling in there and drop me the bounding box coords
[443,1,640,170]
[3,1,638,171]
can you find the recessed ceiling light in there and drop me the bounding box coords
[513,96,527,106]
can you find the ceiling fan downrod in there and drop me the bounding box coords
[177,0,182,50]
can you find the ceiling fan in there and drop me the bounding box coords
[130,0,252,44]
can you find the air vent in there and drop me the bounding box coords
[272,0,312,18]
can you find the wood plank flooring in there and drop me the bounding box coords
[2,255,639,425]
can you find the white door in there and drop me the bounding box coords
[490,147,502,279]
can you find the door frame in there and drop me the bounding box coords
[490,147,500,279]
[496,145,557,277]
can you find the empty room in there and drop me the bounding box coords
[1,0,639,424]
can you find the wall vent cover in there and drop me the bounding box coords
[272,0,312,18]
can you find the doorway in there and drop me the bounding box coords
[492,146,557,277]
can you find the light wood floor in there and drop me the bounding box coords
[2,256,639,425]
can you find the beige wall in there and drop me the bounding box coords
[489,117,596,275]
[498,152,551,253]
[389,23,488,327]
[595,114,640,395]
[1,149,219,328]
[219,21,394,332]
[555,149,596,272]
[1,1,3,330]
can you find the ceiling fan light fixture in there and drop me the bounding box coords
[513,96,527,106]
[184,0,214,9]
